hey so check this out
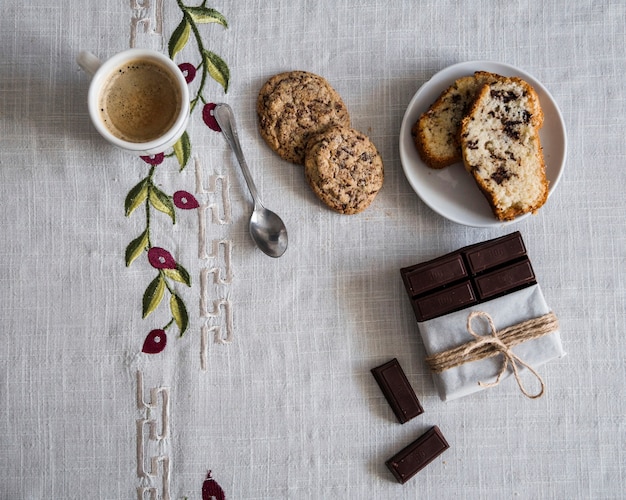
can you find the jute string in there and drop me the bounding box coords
[425,311,559,399]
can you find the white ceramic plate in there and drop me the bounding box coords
[399,61,567,227]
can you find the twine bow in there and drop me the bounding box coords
[425,311,559,399]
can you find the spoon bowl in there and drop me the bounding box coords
[250,205,288,258]
[213,103,288,258]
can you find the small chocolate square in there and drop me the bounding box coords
[386,426,450,483]
[371,358,424,424]
[402,252,468,297]
[473,258,536,300]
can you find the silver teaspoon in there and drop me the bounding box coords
[213,103,288,258]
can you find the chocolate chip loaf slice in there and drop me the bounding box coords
[412,72,500,169]
[459,77,548,221]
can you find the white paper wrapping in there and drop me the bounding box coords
[418,285,566,401]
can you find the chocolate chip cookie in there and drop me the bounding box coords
[257,71,350,165]
[304,125,384,214]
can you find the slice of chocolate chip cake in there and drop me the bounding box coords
[459,76,548,221]
[412,71,501,169]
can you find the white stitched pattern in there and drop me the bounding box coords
[200,300,234,370]
[202,299,234,342]
[136,456,169,500]
[136,371,170,499]
[201,240,233,285]
[195,157,232,226]
[196,156,234,368]
[129,0,164,48]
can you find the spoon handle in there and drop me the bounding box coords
[213,103,261,205]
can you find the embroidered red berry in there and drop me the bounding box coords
[202,471,225,500]
[202,103,221,132]
[178,62,197,84]
[147,247,177,269]
[173,190,200,210]
[142,329,167,354]
[140,153,165,165]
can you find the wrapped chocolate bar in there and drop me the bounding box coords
[401,232,565,401]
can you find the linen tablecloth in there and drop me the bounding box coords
[1,1,625,498]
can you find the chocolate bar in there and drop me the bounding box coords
[463,232,527,273]
[401,232,536,321]
[371,358,423,424]
[386,426,449,483]
[411,281,477,322]
[402,252,467,297]
[474,258,536,301]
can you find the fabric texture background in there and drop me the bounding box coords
[1,0,625,498]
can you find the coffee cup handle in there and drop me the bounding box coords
[76,50,102,78]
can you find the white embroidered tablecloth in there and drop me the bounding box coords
[1,1,625,498]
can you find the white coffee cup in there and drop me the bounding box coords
[77,49,190,155]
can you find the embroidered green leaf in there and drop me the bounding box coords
[125,229,149,267]
[203,50,230,93]
[142,274,166,319]
[148,187,176,223]
[170,293,189,335]
[163,263,191,287]
[173,131,191,171]
[186,7,228,27]
[168,17,191,59]
[125,178,149,217]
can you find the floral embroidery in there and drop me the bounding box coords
[147,247,178,270]
[178,62,197,83]
[202,470,226,500]
[169,1,230,105]
[202,102,221,132]
[142,329,167,354]
[140,152,165,165]
[173,190,200,209]
[126,1,230,353]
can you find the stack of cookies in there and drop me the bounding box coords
[412,71,548,221]
[257,71,383,215]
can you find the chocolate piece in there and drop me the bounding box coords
[411,281,477,322]
[401,253,468,297]
[474,258,536,300]
[386,426,450,483]
[371,358,424,424]
[401,232,536,322]
[463,232,527,273]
